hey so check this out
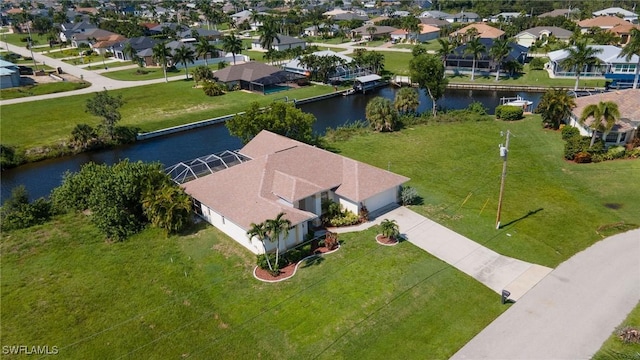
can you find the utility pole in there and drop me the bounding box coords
[26,22,38,71]
[496,130,511,229]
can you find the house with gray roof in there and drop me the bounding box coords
[213,62,305,93]
[0,59,21,89]
[593,7,638,24]
[112,36,159,64]
[514,26,573,48]
[251,34,306,51]
[538,8,580,18]
[181,130,409,255]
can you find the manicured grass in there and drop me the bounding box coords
[1,213,504,359]
[0,82,336,149]
[326,116,640,267]
[393,38,443,52]
[593,302,640,359]
[243,50,266,62]
[84,60,136,70]
[308,37,351,45]
[0,81,90,100]
[101,66,188,81]
[448,64,607,88]
[382,51,414,75]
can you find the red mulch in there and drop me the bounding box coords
[254,245,337,282]
[375,234,399,245]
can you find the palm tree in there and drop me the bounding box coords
[195,37,215,66]
[265,212,291,272]
[152,42,171,83]
[394,87,420,114]
[535,88,576,129]
[401,16,420,43]
[436,38,454,78]
[247,222,274,273]
[560,40,603,91]
[489,38,511,82]
[365,97,397,132]
[379,219,399,240]
[142,183,193,236]
[222,32,243,65]
[366,26,377,43]
[122,42,141,67]
[464,37,486,81]
[259,18,280,50]
[580,101,620,148]
[173,45,196,80]
[368,51,385,74]
[620,28,640,89]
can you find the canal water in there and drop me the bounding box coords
[1,87,542,202]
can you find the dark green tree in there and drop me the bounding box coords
[560,40,603,91]
[464,36,486,81]
[172,44,196,80]
[535,88,576,129]
[489,38,511,82]
[222,32,243,65]
[410,54,447,116]
[85,90,124,140]
[365,97,398,132]
[152,41,172,83]
[394,87,420,114]
[580,101,620,148]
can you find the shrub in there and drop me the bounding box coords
[574,151,592,163]
[202,81,225,96]
[283,248,306,264]
[1,144,25,169]
[329,211,359,227]
[592,146,627,162]
[0,186,53,231]
[358,204,369,223]
[467,101,488,115]
[564,135,591,160]
[495,105,524,121]
[561,126,580,140]
[324,231,339,250]
[529,57,547,70]
[400,186,418,205]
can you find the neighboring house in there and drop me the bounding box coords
[419,17,450,28]
[0,59,21,89]
[351,25,397,40]
[331,12,369,22]
[251,34,306,51]
[514,26,573,48]
[71,28,122,48]
[178,28,223,42]
[390,24,440,43]
[566,89,640,147]
[489,12,524,23]
[445,38,528,74]
[283,50,371,82]
[449,23,505,42]
[112,36,159,64]
[303,24,340,37]
[547,45,639,87]
[419,10,451,19]
[593,7,639,24]
[181,130,409,255]
[148,22,189,36]
[91,34,127,55]
[578,16,631,33]
[539,8,580,18]
[323,8,351,17]
[419,10,479,23]
[59,21,97,43]
[609,23,640,46]
[213,61,304,93]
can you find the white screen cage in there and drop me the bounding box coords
[165,150,251,184]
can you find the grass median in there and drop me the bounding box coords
[0,81,336,149]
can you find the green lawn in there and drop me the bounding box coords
[0,82,336,149]
[308,37,351,45]
[1,213,504,359]
[327,116,640,267]
[393,38,444,52]
[0,81,90,100]
[101,66,188,81]
[382,51,414,75]
[593,302,640,359]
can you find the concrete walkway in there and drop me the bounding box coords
[331,206,553,301]
[452,229,640,359]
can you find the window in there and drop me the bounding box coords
[613,64,637,73]
[620,132,627,142]
[606,132,619,142]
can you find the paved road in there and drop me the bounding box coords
[0,42,184,105]
[331,206,552,301]
[452,229,640,359]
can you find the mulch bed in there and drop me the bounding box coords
[375,234,399,246]
[253,245,338,282]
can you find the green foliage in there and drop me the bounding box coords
[321,199,359,227]
[0,144,25,169]
[536,88,577,129]
[495,105,524,121]
[561,125,580,140]
[202,81,226,96]
[365,96,398,132]
[85,90,124,140]
[380,218,400,239]
[226,101,316,144]
[400,186,419,206]
[1,185,53,231]
[409,54,447,116]
[323,120,370,142]
[50,160,180,241]
[394,87,420,114]
[529,57,547,70]
[467,101,488,115]
[192,65,214,85]
[592,146,628,162]
[563,134,603,161]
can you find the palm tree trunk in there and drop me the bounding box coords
[633,59,639,89]
[426,87,437,116]
[163,64,168,83]
[590,130,597,148]
[471,58,476,81]
[574,72,580,91]
[495,63,501,82]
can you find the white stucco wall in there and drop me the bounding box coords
[200,204,263,254]
[338,197,359,215]
[362,186,399,213]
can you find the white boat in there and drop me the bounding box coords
[501,95,533,111]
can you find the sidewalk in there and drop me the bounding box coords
[331,206,552,301]
[452,229,640,359]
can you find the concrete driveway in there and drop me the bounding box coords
[452,229,640,359]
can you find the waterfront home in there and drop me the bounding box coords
[446,39,528,75]
[282,50,371,82]
[566,89,640,147]
[213,62,305,93]
[547,45,639,88]
[390,24,440,43]
[59,21,97,43]
[351,25,398,40]
[538,8,580,18]
[181,131,409,255]
[609,23,640,46]
[449,23,505,42]
[303,24,340,37]
[578,16,631,33]
[593,7,639,24]
[514,26,573,48]
[489,12,525,23]
[251,35,306,51]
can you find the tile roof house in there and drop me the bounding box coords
[593,7,639,24]
[514,26,573,48]
[213,62,305,93]
[566,89,640,147]
[538,8,580,18]
[449,23,505,41]
[70,29,123,49]
[390,24,440,43]
[182,131,409,254]
[609,23,640,46]
[578,16,631,32]
[351,25,398,40]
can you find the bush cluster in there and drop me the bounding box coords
[0,186,53,231]
[321,199,360,227]
[400,186,419,206]
[202,81,226,96]
[495,105,524,121]
[529,57,547,70]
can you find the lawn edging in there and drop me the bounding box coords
[253,245,341,283]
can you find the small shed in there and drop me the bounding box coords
[353,74,382,93]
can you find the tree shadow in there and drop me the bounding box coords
[499,208,544,229]
[300,255,325,268]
